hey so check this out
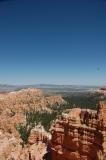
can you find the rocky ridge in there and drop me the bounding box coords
[51,101,106,160]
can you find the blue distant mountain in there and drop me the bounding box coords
[0,83,102,93]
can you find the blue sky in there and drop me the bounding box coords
[0,0,106,85]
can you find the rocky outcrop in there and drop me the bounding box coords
[0,88,65,134]
[51,101,106,160]
[0,130,23,160]
[28,124,51,145]
[0,128,48,160]
[96,88,106,96]
[28,124,50,160]
[0,88,65,160]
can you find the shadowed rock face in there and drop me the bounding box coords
[51,101,106,160]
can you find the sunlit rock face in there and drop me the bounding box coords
[28,124,50,160]
[0,88,65,134]
[0,129,48,160]
[96,88,106,95]
[0,88,65,160]
[28,124,51,145]
[51,101,106,160]
[0,124,51,160]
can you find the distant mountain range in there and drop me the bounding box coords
[0,84,18,92]
[0,84,101,93]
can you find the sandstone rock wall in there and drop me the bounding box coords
[51,101,106,160]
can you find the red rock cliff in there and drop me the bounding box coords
[51,101,106,160]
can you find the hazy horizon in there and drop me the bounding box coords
[0,0,106,85]
[0,82,104,87]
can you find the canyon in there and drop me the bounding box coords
[0,88,106,160]
[0,88,65,160]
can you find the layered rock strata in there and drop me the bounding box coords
[51,101,106,160]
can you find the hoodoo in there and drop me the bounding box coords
[51,101,106,160]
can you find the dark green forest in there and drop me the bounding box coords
[63,92,104,110]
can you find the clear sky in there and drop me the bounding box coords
[0,0,106,85]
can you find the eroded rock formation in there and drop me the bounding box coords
[0,88,65,133]
[0,88,65,160]
[96,88,106,96]
[51,101,106,160]
[1,87,106,160]
[0,128,48,160]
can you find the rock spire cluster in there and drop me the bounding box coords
[51,101,106,160]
